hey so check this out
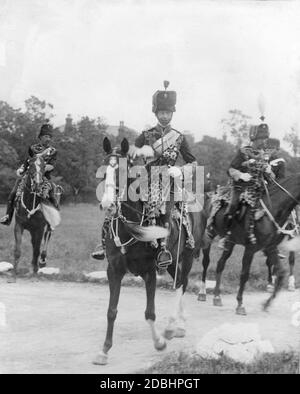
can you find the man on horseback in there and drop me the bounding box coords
[213,118,273,247]
[0,123,58,226]
[134,81,197,267]
[92,81,197,266]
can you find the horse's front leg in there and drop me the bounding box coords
[31,228,44,277]
[7,222,24,283]
[213,242,235,306]
[198,245,211,302]
[263,248,286,311]
[143,269,166,351]
[93,264,124,365]
[288,251,296,291]
[265,254,275,293]
[236,247,255,315]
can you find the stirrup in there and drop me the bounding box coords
[156,249,172,272]
[0,214,11,226]
[91,245,105,260]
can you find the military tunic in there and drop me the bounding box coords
[23,143,57,179]
[135,124,196,166]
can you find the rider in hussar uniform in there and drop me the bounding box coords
[91,81,197,265]
[208,117,274,249]
[0,123,58,226]
[266,138,286,181]
[134,81,197,266]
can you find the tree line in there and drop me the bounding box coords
[0,98,299,204]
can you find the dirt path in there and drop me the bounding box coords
[0,277,299,374]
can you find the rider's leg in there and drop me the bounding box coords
[218,187,241,250]
[0,179,20,225]
[92,221,107,260]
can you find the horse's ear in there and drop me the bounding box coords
[103,137,112,154]
[121,138,129,155]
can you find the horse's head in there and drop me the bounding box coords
[27,154,46,193]
[100,137,130,209]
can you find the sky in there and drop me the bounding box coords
[1,0,300,146]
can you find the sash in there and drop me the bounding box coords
[152,129,180,155]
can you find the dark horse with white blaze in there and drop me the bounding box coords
[200,174,300,315]
[7,151,58,282]
[93,137,206,365]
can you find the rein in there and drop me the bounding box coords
[269,176,300,205]
[110,203,146,252]
[18,174,41,219]
[257,174,300,236]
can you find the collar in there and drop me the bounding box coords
[155,123,172,134]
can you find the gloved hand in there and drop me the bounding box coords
[167,166,182,179]
[263,164,272,174]
[45,164,54,172]
[240,172,252,182]
[16,165,25,177]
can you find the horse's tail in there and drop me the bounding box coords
[123,222,169,242]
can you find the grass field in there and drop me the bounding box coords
[139,351,299,374]
[0,203,299,292]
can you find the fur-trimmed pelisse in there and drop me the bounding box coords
[249,123,269,141]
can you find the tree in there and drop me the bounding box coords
[0,96,54,164]
[221,109,252,148]
[0,138,19,200]
[284,125,300,157]
[192,135,236,187]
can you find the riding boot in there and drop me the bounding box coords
[156,239,172,275]
[92,219,109,260]
[0,197,15,226]
[218,214,233,250]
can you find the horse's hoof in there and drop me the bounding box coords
[154,337,167,351]
[92,351,108,365]
[30,274,39,282]
[7,274,16,283]
[174,328,186,338]
[266,284,274,293]
[236,306,247,315]
[213,296,223,307]
[198,293,206,302]
[163,328,175,340]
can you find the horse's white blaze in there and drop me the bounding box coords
[35,157,43,185]
[101,165,117,209]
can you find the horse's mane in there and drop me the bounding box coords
[268,173,300,196]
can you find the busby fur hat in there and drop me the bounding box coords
[249,113,270,141]
[39,123,53,138]
[152,81,176,113]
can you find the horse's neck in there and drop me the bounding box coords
[23,175,38,206]
[270,175,300,225]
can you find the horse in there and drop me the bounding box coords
[7,150,59,282]
[200,174,300,315]
[93,137,206,365]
